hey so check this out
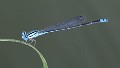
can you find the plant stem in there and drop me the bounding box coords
[0,39,48,68]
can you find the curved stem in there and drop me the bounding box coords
[0,39,48,68]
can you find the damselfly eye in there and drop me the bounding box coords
[22,31,27,35]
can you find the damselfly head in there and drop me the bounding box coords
[22,31,29,42]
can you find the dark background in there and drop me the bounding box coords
[0,0,119,68]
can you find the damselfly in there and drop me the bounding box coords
[22,16,108,45]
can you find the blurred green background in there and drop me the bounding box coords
[0,0,120,68]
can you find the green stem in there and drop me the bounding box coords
[0,39,48,68]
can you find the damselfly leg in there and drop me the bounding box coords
[29,38,36,46]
